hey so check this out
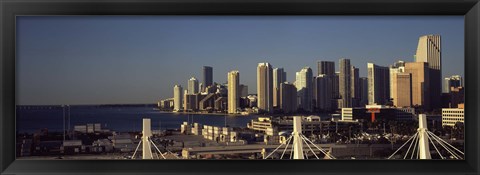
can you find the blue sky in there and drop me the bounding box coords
[16,16,464,105]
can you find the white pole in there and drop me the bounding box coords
[292,116,304,159]
[143,118,153,159]
[417,114,431,159]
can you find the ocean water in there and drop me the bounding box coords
[16,106,258,134]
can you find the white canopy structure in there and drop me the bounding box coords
[388,114,464,159]
[263,116,335,160]
[131,118,169,159]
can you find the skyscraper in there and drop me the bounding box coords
[228,70,240,114]
[314,74,332,111]
[280,82,297,113]
[273,68,287,108]
[350,66,360,107]
[339,58,352,108]
[318,61,338,108]
[415,35,441,110]
[188,77,199,94]
[173,85,183,112]
[389,61,406,103]
[367,63,390,105]
[393,73,412,107]
[404,62,430,110]
[359,77,368,107]
[296,67,313,112]
[257,62,274,113]
[443,75,462,93]
[318,61,335,76]
[203,66,213,88]
[333,72,340,99]
[239,84,248,97]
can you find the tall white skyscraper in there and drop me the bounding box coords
[173,85,183,112]
[415,34,441,110]
[188,77,199,94]
[273,68,286,108]
[296,67,313,112]
[228,70,240,114]
[257,62,274,113]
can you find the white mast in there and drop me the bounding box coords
[417,114,431,159]
[142,118,153,159]
[292,116,304,159]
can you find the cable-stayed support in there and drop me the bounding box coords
[263,116,336,160]
[388,114,464,159]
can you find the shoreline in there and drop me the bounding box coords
[156,110,260,117]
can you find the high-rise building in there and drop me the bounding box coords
[359,77,368,107]
[184,93,198,111]
[227,70,240,114]
[199,83,204,93]
[280,82,297,113]
[415,35,441,110]
[273,68,287,108]
[318,61,338,108]
[351,66,360,107]
[390,61,406,107]
[339,58,352,108]
[333,72,340,99]
[173,85,183,112]
[367,63,390,105]
[296,67,313,112]
[314,74,332,111]
[389,61,406,98]
[404,62,430,110]
[188,77,199,94]
[257,62,274,113]
[443,75,462,93]
[318,61,335,76]
[239,84,248,97]
[203,66,213,88]
[393,73,412,107]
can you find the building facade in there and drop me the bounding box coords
[296,67,313,112]
[257,62,274,113]
[359,77,368,107]
[188,77,199,94]
[443,75,462,93]
[442,104,464,127]
[351,66,360,107]
[393,73,413,107]
[339,58,352,108]
[367,63,390,105]
[415,35,441,110]
[173,85,183,112]
[273,68,287,108]
[203,66,213,88]
[404,62,430,110]
[280,82,298,113]
[227,70,240,114]
[314,74,332,111]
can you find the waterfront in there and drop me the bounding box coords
[17,105,260,134]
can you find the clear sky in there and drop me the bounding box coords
[16,16,464,105]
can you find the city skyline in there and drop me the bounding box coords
[17,16,464,105]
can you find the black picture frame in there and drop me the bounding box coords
[1,0,479,174]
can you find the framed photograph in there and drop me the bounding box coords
[1,0,479,174]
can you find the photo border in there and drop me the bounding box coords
[1,0,479,174]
